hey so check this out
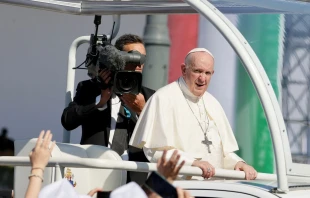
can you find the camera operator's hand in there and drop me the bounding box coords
[96,89,112,108]
[96,69,112,108]
[121,93,145,115]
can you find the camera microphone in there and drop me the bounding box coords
[94,45,126,90]
[90,41,144,95]
[97,45,126,72]
[120,50,146,66]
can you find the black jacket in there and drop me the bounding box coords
[61,79,155,184]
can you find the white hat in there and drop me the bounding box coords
[186,48,214,59]
[110,182,147,198]
[38,179,90,198]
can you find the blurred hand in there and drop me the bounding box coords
[176,187,192,198]
[87,187,103,197]
[192,160,215,179]
[121,93,145,115]
[29,130,55,170]
[144,187,192,198]
[234,161,257,180]
[157,150,185,183]
[96,69,112,108]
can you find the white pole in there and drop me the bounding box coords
[0,156,276,181]
[63,36,91,143]
[54,164,63,181]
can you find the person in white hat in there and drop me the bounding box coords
[129,48,257,180]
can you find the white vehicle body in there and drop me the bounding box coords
[0,0,310,197]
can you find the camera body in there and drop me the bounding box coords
[85,34,145,96]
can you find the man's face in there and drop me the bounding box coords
[123,43,146,72]
[181,52,214,97]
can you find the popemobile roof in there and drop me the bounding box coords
[1,0,310,15]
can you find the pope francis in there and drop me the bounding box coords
[129,48,257,180]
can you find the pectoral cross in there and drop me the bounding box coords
[202,135,212,153]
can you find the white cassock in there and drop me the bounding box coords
[129,77,244,174]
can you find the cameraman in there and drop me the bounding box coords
[61,34,155,184]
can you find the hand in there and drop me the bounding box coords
[157,150,185,183]
[96,69,112,108]
[143,187,193,198]
[29,130,55,170]
[98,69,112,86]
[234,161,257,180]
[87,187,103,196]
[192,160,215,179]
[176,187,192,198]
[96,89,112,108]
[121,93,146,115]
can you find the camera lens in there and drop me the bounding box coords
[119,76,137,91]
[114,71,142,95]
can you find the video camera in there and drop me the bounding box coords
[78,15,145,96]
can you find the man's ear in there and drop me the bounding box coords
[181,64,186,76]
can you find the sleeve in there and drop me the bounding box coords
[130,92,176,149]
[61,82,106,131]
[96,95,108,111]
[143,147,195,166]
[223,152,245,170]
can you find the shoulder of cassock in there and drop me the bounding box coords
[129,81,180,149]
[129,81,239,154]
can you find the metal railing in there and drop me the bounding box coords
[0,156,276,181]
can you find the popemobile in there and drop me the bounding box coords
[0,0,310,198]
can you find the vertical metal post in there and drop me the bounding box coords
[142,15,170,90]
[63,36,90,143]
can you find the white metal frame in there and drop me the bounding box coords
[63,35,90,143]
[2,156,310,183]
[0,0,309,194]
[0,156,278,181]
[2,0,310,15]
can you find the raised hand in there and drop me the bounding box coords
[87,187,103,197]
[176,187,192,198]
[157,150,185,183]
[29,130,55,170]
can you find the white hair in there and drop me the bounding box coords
[184,48,214,68]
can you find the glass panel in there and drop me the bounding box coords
[281,14,310,164]
[233,13,310,166]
